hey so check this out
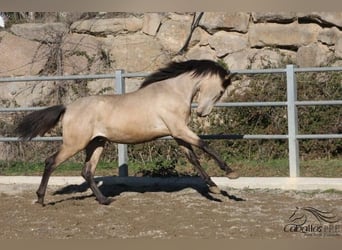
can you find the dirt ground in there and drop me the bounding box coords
[0,179,341,239]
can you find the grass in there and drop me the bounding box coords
[0,158,341,178]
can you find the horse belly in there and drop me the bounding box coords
[97,114,170,144]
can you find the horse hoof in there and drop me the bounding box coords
[35,200,45,207]
[35,196,45,206]
[209,186,221,194]
[99,197,114,205]
[227,171,239,179]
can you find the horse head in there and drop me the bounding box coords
[196,72,235,117]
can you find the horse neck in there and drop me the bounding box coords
[166,73,201,103]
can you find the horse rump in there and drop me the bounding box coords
[15,105,66,140]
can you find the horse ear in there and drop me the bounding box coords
[223,72,237,87]
[225,72,237,81]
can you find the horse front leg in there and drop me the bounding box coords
[198,140,239,179]
[172,127,239,179]
[176,139,221,194]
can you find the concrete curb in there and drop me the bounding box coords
[0,176,341,191]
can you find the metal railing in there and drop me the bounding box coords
[1,65,342,177]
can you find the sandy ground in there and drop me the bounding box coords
[0,180,341,239]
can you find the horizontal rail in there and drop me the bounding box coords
[158,134,289,140]
[203,102,287,107]
[3,134,342,143]
[0,107,48,112]
[296,134,342,139]
[3,100,342,113]
[1,66,341,83]
[0,72,149,83]
[294,66,342,73]
[295,100,342,106]
[0,74,116,83]
[0,137,63,142]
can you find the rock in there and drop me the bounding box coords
[189,27,211,47]
[318,27,342,45]
[71,17,143,35]
[10,22,68,42]
[18,81,57,106]
[250,49,283,68]
[87,79,114,95]
[298,12,342,28]
[87,78,141,95]
[296,43,333,67]
[0,81,55,107]
[0,32,48,77]
[108,33,170,72]
[225,48,291,70]
[249,22,322,48]
[251,12,297,23]
[142,13,161,36]
[332,60,342,67]
[166,12,193,22]
[279,49,297,64]
[157,19,192,53]
[125,78,143,93]
[317,12,342,28]
[335,37,342,58]
[61,33,102,74]
[200,12,250,33]
[223,49,258,70]
[63,55,90,75]
[208,31,249,57]
[185,45,217,60]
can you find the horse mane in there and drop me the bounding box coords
[139,59,229,89]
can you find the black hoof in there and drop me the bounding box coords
[227,171,239,179]
[208,186,221,194]
[98,197,114,205]
[35,200,46,207]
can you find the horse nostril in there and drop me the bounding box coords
[197,109,210,117]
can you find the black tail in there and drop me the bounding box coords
[15,105,66,141]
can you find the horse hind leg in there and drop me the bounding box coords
[36,144,82,205]
[81,137,111,205]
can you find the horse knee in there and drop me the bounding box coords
[45,156,54,165]
[44,154,56,170]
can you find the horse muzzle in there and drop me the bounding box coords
[196,105,212,117]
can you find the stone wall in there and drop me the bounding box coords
[0,12,342,107]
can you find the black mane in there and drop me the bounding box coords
[140,60,229,88]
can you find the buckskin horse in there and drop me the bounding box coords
[15,59,239,205]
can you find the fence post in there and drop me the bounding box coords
[286,65,300,177]
[115,70,128,177]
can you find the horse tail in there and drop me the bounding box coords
[15,105,66,141]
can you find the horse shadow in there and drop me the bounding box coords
[49,176,245,205]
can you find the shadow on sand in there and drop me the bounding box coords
[49,176,245,205]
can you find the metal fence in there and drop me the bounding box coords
[1,65,342,177]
